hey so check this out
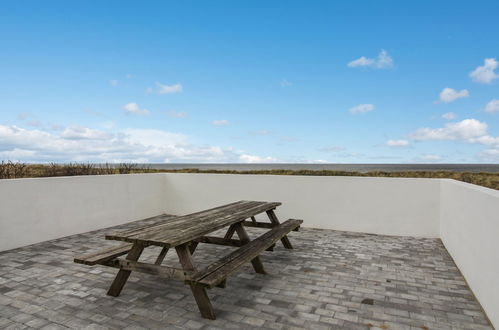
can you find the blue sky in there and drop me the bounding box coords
[1,1,499,163]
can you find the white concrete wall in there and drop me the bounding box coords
[1,173,497,326]
[163,173,441,237]
[440,179,499,328]
[0,174,166,251]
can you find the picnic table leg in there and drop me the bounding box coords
[234,223,266,274]
[154,247,169,265]
[266,210,293,249]
[223,223,237,239]
[189,241,199,254]
[175,244,216,320]
[107,243,144,297]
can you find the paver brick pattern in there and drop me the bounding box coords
[0,216,493,330]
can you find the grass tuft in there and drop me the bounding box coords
[0,161,498,190]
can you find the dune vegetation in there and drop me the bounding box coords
[1,161,498,191]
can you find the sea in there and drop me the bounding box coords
[143,163,499,173]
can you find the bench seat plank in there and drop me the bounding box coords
[74,243,133,265]
[187,219,302,288]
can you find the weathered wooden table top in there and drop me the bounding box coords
[105,200,281,248]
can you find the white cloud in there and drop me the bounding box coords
[0,125,73,157]
[485,99,499,113]
[167,110,187,118]
[483,149,499,156]
[348,56,374,68]
[442,112,457,120]
[472,135,499,146]
[349,104,375,114]
[110,80,118,86]
[0,148,37,161]
[376,50,394,68]
[156,82,183,94]
[412,119,487,141]
[347,50,394,69]
[438,88,469,103]
[0,124,277,163]
[280,79,292,87]
[239,154,278,163]
[211,120,229,126]
[470,58,499,84]
[411,119,499,147]
[123,128,187,147]
[123,103,150,115]
[61,125,111,140]
[386,139,410,147]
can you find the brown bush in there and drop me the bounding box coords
[0,161,497,191]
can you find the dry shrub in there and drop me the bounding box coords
[0,161,29,179]
[0,161,497,191]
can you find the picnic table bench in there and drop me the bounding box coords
[74,200,302,319]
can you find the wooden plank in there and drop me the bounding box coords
[223,224,237,239]
[106,259,186,280]
[190,285,216,320]
[154,247,169,265]
[175,243,197,272]
[189,241,199,254]
[106,214,179,238]
[107,201,282,248]
[190,219,302,288]
[193,236,274,251]
[242,220,300,231]
[175,244,216,320]
[241,221,273,229]
[107,201,254,240]
[233,223,266,274]
[266,210,293,249]
[105,201,258,243]
[188,219,302,288]
[150,202,282,248]
[74,243,132,265]
[107,243,144,297]
[141,201,266,244]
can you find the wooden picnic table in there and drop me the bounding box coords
[75,200,302,319]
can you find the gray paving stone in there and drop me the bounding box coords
[3,323,28,330]
[0,218,493,329]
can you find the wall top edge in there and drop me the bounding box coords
[0,172,165,183]
[441,178,499,197]
[162,172,441,182]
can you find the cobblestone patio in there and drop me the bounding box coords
[0,217,492,330]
